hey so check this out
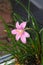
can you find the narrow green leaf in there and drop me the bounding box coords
[13,13,23,21]
[0,16,19,55]
[40,29,43,65]
[15,0,27,12]
[30,16,39,32]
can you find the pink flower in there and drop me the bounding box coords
[11,22,30,44]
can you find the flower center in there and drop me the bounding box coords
[16,29,24,35]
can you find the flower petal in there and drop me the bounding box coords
[21,34,26,44]
[15,33,21,41]
[11,29,17,35]
[24,31,30,38]
[20,22,27,29]
[16,22,19,29]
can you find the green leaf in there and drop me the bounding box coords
[40,29,43,65]
[28,38,37,54]
[30,16,39,32]
[16,40,34,63]
[0,16,20,55]
[15,0,27,12]
[27,28,40,55]
[13,13,23,22]
[0,41,3,44]
[39,28,43,34]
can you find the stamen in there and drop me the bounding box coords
[16,30,24,35]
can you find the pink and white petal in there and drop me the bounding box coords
[20,22,27,29]
[16,22,20,29]
[11,29,17,35]
[24,31,30,38]
[21,34,26,44]
[15,34,21,41]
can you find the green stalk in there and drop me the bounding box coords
[28,0,30,22]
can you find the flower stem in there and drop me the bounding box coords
[25,27,33,30]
